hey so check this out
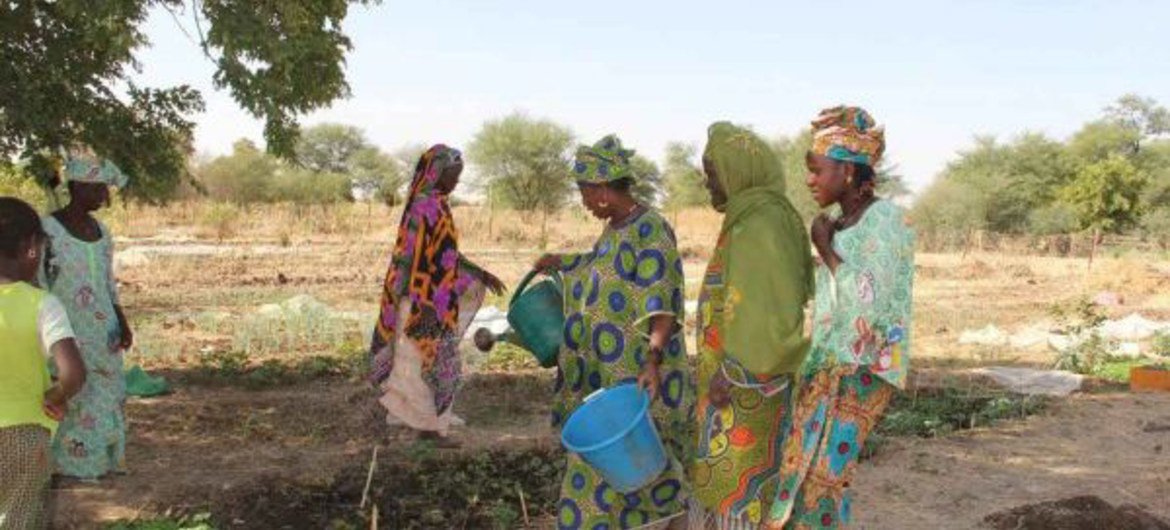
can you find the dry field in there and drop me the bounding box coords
[49,202,1170,529]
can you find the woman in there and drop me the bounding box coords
[535,135,693,530]
[369,145,504,444]
[766,107,914,529]
[41,150,132,479]
[688,123,814,530]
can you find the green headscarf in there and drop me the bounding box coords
[573,134,635,184]
[704,122,814,376]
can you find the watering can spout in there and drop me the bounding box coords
[472,268,564,368]
[473,327,520,352]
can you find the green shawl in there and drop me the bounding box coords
[704,122,814,376]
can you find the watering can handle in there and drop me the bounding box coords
[510,268,562,310]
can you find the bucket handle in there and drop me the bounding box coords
[583,383,650,404]
[509,268,562,310]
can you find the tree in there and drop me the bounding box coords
[629,155,662,206]
[1059,154,1146,234]
[296,124,370,174]
[350,147,407,206]
[197,139,279,205]
[0,0,376,202]
[394,143,430,172]
[1068,120,1143,162]
[467,113,575,214]
[662,142,708,210]
[910,179,988,243]
[1106,94,1170,148]
[772,132,817,220]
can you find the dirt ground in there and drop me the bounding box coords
[853,392,1170,529]
[51,377,1170,529]
[45,206,1170,528]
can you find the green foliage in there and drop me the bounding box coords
[0,0,375,202]
[661,142,708,210]
[199,202,241,241]
[198,132,374,206]
[1106,93,1170,142]
[293,123,404,204]
[1058,154,1147,233]
[1154,333,1170,358]
[467,112,575,213]
[1049,299,1112,375]
[0,163,46,209]
[197,140,279,205]
[1027,203,1079,236]
[1068,120,1143,162]
[272,167,353,206]
[910,179,987,238]
[914,95,1169,239]
[628,155,662,205]
[863,389,1048,459]
[772,133,818,220]
[296,124,369,174]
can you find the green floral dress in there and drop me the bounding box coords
[42,216,127,479]
[551,207,694,530]
[768,200,915,529]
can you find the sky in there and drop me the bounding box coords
[136,0,1170,194]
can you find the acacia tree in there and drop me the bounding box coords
[0,0,376,201]
[662,142,708,210]
[467,112,575,215]
[1059,154,1147,266]
[629,155,662,206]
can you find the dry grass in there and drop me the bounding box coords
[107,200,1170,377]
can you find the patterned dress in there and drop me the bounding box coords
[41,216,127,479]
[552,207,694,530]
[689,233,795,530]
[767,200,914,529]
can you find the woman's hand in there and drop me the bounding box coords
[810,214,841,270]
[637,361,661,402]
[42,386,69,421]
[114,305,133,350]
[708,370,732,409]
[479,269,507,296]
[119,325,134,350]
[534,253,562,272]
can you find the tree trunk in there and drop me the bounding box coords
[1088,228,1101,271]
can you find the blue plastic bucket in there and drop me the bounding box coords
[560,383,668,493]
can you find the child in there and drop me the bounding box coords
[0,197,86,530]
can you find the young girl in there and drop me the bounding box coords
[41,151,133,479]
[0,197,86,529]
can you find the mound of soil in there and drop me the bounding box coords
[984,495,1170,530]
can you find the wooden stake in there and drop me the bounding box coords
[360,446,379,510]
[517,486,530,527]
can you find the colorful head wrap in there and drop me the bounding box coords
[62,149,128,188]
[572,134,635,184]
[810,106,885,166]
[370,144,474,411]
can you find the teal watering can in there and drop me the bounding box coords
[473,269,564,368]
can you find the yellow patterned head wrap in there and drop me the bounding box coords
[809,105,885,166]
